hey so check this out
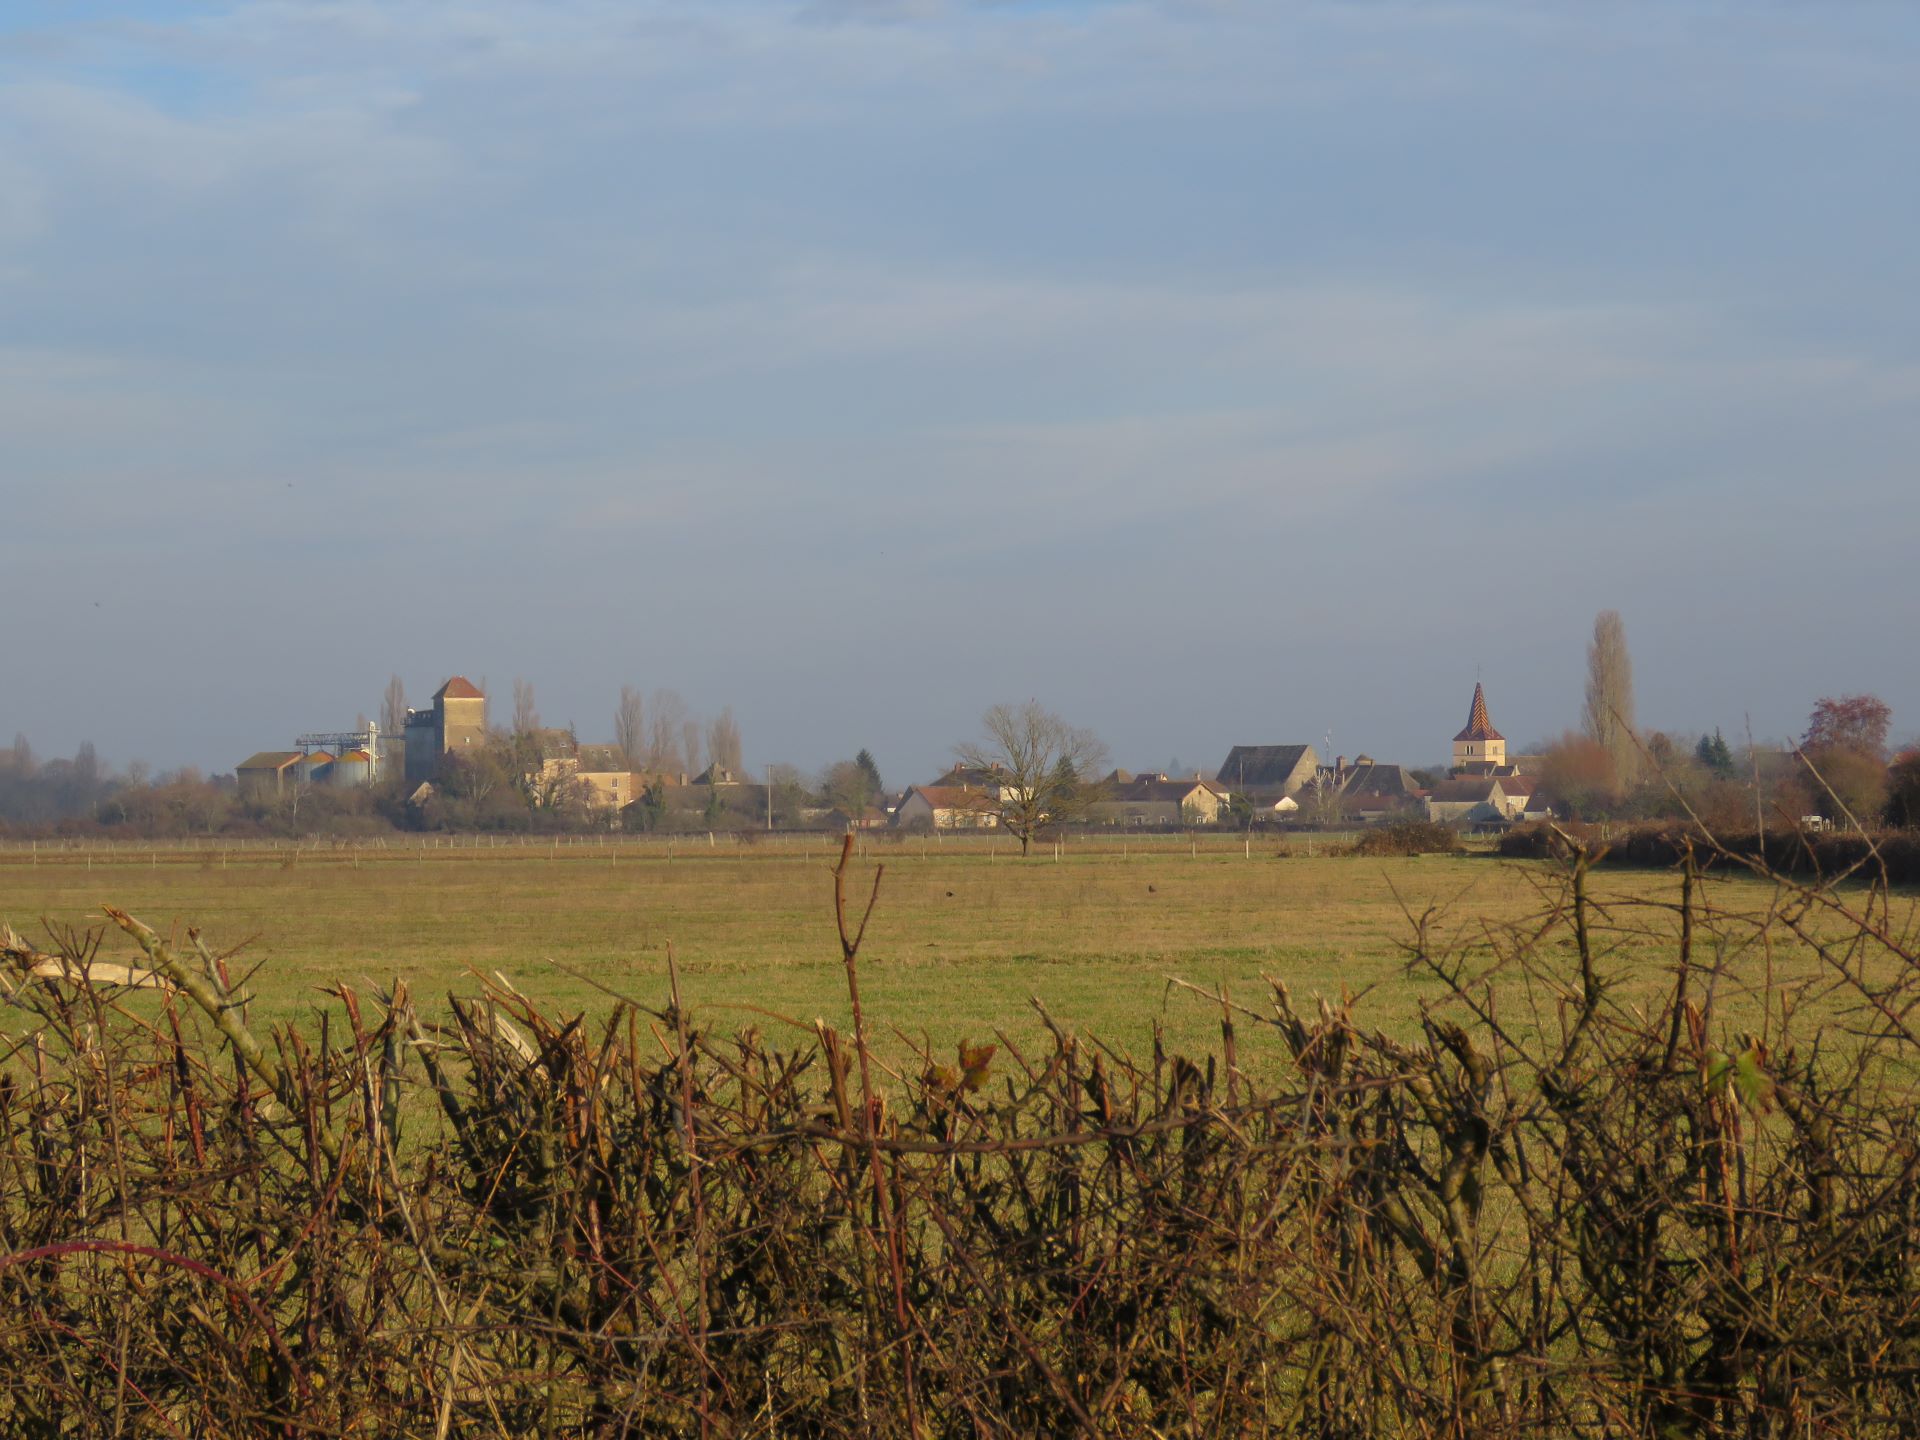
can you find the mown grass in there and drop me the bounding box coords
[4,834,1875,1071]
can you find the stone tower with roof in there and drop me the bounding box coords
[1452,682,1507,776]
[404,676,490,784]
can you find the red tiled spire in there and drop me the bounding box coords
[1453,682,1504,743]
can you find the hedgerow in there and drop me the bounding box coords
[1,836,1917,1436]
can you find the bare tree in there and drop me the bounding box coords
[820,758,877,819]
[380,675,408,738]
[1581,610,1639,785]
[512,679,540,737]
[614,686,645,768]
[682,721,705,779]
[708,706,743,774]
[766,762,811,827]
[646,690,691,773]
[954,700,1110,855]
[1301,774,1349,828]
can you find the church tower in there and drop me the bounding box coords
[1452,682,1507,775]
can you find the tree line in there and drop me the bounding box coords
[1530,612,1919,830]
[5,635,1918,839]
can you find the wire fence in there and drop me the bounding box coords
[0,828,1366,868]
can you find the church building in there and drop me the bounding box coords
[1452,682,1518,778]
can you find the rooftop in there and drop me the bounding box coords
[1216,744,1315,789]
[236,750,303,771]
[1453,683,1505,743]
[910,785,996,810]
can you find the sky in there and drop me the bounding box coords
[4,0,1918,784]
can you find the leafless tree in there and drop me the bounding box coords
[1581,609,1639,785]
[820,758,877,819]
[1301,774,1348,827]
[512,679,540,737]
[708,706,743,774]
[766,762,811,826]
[954,700,1110,855]
[682,721,705,778]
[614,686,645,768]
[646,690,691,773]
[380,675,408,739]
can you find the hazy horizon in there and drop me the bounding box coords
[6,1,1917,785]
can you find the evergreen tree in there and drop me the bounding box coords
[854,748,884,798]
[1696,729,1736,779]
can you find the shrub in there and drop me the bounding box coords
[1348,817,1462,856]
[2,841,1919,1435]
[1499,819,1920,885]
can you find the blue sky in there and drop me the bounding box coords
[4,0,1918,781]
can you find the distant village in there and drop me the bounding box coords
[234,675,1555,834]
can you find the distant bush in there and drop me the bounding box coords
[1348,818,1462,856]
[1499,820,1920,885]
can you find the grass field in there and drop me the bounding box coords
[0,833,1886,1069]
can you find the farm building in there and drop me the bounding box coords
[1215,744,1319,802]
[574,744,638,809]
[404,676,489,785]
[236,751,305,794]
[328,749,375,787]
[1089,774,1228,827]
[1425,777,1516,828]
[1335,758,1424,817]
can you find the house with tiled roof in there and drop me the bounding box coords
[1215,744,1319,802]
[895,785,999,830]
[1338,757,1424,811]
[1425,776,1514,828]
[574,744,638,809]
[931,764,1015,797]
[1089,774,1228,827]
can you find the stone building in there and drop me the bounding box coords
[1451,683,1511,777]
[1214,744,1319,803]
[895,785,999,830]
[404,676,489,785]
[1088,774,1228,827]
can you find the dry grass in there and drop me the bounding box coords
[0,834,1861,1068]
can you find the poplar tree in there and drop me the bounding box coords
[1581,610,1639,785]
